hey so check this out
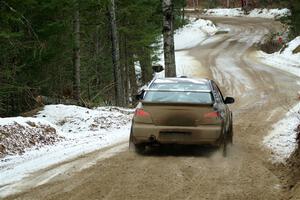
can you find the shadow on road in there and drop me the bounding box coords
[141,145,219,158]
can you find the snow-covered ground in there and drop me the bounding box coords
[263,104,300,163]
[256,36,300,78]
[258,37,300,163]
[203,8,291,19]
[0,105,133,191]
[174,18,218,50]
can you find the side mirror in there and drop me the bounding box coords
[152,64,164,73]
[224,97,235,104]
[135,90,145,101]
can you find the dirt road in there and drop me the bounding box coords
[6,17,300,200]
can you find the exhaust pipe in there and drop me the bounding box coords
[149,135,156,143]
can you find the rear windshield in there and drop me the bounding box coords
[150,82,210,90]
[144,91,213,104]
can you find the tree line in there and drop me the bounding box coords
[0,0,186,117]
[1,0,299,117]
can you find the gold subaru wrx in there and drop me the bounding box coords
[129,77,234,156]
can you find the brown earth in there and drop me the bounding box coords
[4,17,300,200]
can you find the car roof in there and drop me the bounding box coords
[153,77,210,85]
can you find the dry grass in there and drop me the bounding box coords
[0,122,62,158]
[20,107,44,117]
[260,40,282,54]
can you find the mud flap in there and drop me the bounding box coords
[129,126,134,151]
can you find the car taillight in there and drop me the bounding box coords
[135,108,150,117]
[204,111,220,118]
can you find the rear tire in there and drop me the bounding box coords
[228,122,233,145]
[129,126,134,150]
[219,130,228,157]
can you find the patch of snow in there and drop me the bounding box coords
[263,103,300,163]
[0,105,133,193]
[203,8,291,19]
[204,8,243,17]
[184,8,199,12]
[35,105,132,136]
[175,18,218,50]
[281,36,300,55]
[155,50,207,79]
[248,8,291,19]
[256,36,300,78]
[0,117,55,127]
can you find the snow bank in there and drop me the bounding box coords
[0,105,133,189]
[175,18,218,50]
[259,37,300,163]
[263,103,300,163]
[204,8,243,17]
[36,105,132,137]
[203,8,290,19]
[256,36,300,78]
[248,8,291,19]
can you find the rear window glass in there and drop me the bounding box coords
[144,91,213,104]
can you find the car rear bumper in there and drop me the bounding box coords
[132,123,222,145]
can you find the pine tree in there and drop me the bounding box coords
[109,0,125,106]
[73,0,81,102]
[162,0,176,77]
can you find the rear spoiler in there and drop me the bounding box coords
[141,101,214,106]
[144,89,211,93]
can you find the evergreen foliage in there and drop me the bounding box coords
[0,0,185,116]
[289,0,300,37]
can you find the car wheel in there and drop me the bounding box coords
[129,126,134,150]
[219,132,227,157]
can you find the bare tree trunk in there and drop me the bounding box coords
[123,35,129,105]
[138,48,152,85]
[73,0,81,102]
[109,0,125,106]
[128,55,138,105]
[162,0,176,77]
[95,25,100,88]
[227,0,230,8]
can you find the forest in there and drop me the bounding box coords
[0,0,299,117]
